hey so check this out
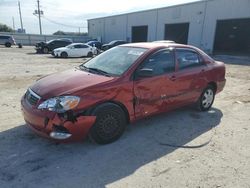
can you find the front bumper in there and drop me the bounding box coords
[35,47,42,53]
[21,96,96,142]
[216,79,226,94]
[53,51,60,57]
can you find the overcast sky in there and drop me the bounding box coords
[0,0,200,34]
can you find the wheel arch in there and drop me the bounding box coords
[207,81,217,93]
[61,51,68,57]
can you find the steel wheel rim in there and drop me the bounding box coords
[97,113,120,139]
[202,89,214,108]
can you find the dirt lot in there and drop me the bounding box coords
[0,46,250,188]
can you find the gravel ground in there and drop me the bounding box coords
[0,46,250,188]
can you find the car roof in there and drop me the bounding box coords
[54,38,72,41]
[111,40,126,42]
[87,41,100,43]
[71,43,86,45]
[0,35,11,37]
[121,42,196,50]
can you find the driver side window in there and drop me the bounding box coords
[139,49,175,76]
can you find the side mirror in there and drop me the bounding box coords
[137,68,153,78]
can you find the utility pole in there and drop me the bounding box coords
[37,0,42,35]
[34,0,43,35]
[12,17,15,32]
[18,1,24,32]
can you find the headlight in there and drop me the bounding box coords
[38,96,80,113]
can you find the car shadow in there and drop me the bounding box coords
[26,52,48,55]
[0,107,223,187]
[46,56,91,59]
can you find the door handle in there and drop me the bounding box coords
[169,75,176,81]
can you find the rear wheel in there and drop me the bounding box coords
[89,103,126,144]
[61,52,68,58]
[197,85,215,111]
[5,43,11,47]
[87,52,93,57]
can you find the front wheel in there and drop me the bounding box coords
[197,85,215,111]
[43,47,49,54]
[61,52,68,58]
[5,43,11,47]
[89,103,126,144]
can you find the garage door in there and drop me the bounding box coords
[214,18,250,54]
[164,23,189,44]
[132,26,148,42]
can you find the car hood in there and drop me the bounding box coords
[31,68,114,99]
[54,47,67,51]
[36,41,46,47]
[102,44,110,47]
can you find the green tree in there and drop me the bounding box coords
[53,30,66,35]
[0,23,13,32]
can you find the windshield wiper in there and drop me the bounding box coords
[79,65,111,77]
[87,67,111,77]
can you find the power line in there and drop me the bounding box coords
[42,16,87,28]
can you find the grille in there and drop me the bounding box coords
[25,88,41,106]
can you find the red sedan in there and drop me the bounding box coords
[21,42,226,144]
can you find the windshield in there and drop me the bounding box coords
[108,41,118,45]
[82,46,147,76]
[66,44,74,48]
[46,40,54,44]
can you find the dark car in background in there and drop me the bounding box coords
[0,35,16,47]
[86,41,102,50]
[35,38,73,53]
[102,40,127,51]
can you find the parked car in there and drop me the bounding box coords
[21,42,226,144]
[35,38,72,54]
[102,40,127,51]
[0,35,16,47]
[86,41,102,50]
[52,43,96,58]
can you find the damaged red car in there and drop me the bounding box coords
[21,42,226,144]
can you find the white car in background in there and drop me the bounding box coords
[52,43,97,58]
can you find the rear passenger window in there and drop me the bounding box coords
[139,49,175,76]
[176,49,203,70]
[81,45,88,48]
[74,45,81,48]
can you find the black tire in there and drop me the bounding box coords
[61,52,68,58]
[5,43,11,47]
[197,85,215,111]
[87,52,93,57]
[43,47,49,54]
[89,103,127,144]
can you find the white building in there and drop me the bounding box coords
[88,0,250,54]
